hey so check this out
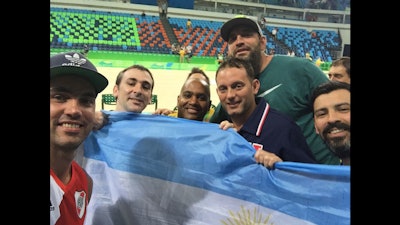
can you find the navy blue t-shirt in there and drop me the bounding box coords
[238,97,317,163]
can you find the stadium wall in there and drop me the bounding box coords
[50,0,342,112]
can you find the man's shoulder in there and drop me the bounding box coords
[271,55,326,75]
[268,107,294,121]
[272,54,308,63]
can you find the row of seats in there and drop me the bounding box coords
[136,17,171,54]
[266,26,340,61]
[50,7,341,61]
[50,8,141,47]
[169,17,227,56]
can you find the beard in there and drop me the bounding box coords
[327,137,350,159]
[248,49,262,77]
[229,42,263,77]
[322,121,351,159]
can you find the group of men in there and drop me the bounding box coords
[50,15,350,225]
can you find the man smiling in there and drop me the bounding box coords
[311,81,350,165]
[50,52,109,225]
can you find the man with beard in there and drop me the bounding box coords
[311,81,350,165]
[209,15,340,165]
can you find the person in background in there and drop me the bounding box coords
[158,0,167,18]
[311,81,350,165]
[216,57,317,168]
[185,44,193,63]
[271,27,278,40]
[210,15,339,165]
[186,18,192,30]
[154,67,214,122]
[328,56,350,84]
[171,43,180,55]
[287,49,295,57]
[315,56,323,67]
[179,46,186,63]
[305,52,313,61]
[269,48,275,55]
[81,44,89,56]
[141,11,146,17]
[217,52,225,64]
[259,17,267,29]
[50,52,109,225]
[311,31,317,38]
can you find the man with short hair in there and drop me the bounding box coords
[175,77,211,121]
[113,64,155,113]
[328,56,350,84]
[93,64,155,129]
[154,67,212,121]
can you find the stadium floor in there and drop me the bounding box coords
[50,49,220,71]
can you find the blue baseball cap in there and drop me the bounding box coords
[50,52,108,94]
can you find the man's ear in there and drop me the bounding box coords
[112,85,118,100]
[260,35,267,51]
[314,124,320,135]
[253,79,260,94]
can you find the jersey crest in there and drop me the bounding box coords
[75,191,87,218]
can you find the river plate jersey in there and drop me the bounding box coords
[210,55,340,165]
[50,161,89,225]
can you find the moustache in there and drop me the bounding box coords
[322,121,350,136]
[128,93,145,102]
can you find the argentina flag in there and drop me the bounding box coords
[79,111,350,225]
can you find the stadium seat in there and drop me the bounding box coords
[150,94,158,110]
[101,94,116,110]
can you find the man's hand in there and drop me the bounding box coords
[254,149,283,169]
[219,120,236,131]
[153,108,174,115]
[93,111,109,130]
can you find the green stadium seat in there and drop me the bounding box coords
[150,94,158,110]
[101,94,116,110]
[102,94,157,110]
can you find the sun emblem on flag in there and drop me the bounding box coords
[220,205,274,225]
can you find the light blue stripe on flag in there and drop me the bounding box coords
[81,111,350,225]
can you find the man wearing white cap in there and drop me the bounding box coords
[211,15,340,165]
